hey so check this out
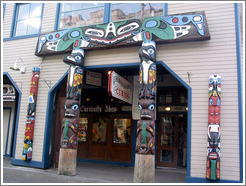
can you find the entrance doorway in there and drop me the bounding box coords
[157,114,187,168]
[3,73,20,157]
[51,65,139,167]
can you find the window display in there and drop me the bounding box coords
[113,118,131,144]
[92,118,107,143]
[161,117,174,146]
[78,118,88,141]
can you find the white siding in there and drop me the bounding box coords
[2,2,241,181]
[167,3,240,181]
[3,3,14,38]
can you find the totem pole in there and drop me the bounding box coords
[22,67,40,161]
[206,75,221,180]
[57,49,84,176]
[134,41,156,183]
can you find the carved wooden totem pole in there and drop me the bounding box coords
[206,75,221,180]
[22,67,40,161]
[57,49,84,175]
[134,41,156,183]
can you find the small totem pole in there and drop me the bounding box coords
[58,49,84,176]
[22,67,40,161]
[206,75,221,180]
[134,41,156,183]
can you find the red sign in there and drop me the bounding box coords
[108,71,133,104]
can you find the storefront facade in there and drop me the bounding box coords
[2,2,244,183]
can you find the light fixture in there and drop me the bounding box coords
[186,107,188,111]
[165,107,171,111]
[10,58,26,73]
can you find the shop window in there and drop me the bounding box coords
[58,3,105,29]
[110,3,164,22]
[161,117,174,146]
[92,118,107,143]
[113,119,131,144]
[13,3,43,37]
[78,118,88,142]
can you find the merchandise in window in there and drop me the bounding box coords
[14,3,42,36]
[78,118,88,142]
[92,118,107,143]
[113,119,131,144]
[111,3,164,22]
[59,3,104,29]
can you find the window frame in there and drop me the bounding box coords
[55,3,167,31]
[109,3,166,22]
[56,3,109,30]
[10,3,44,39]
[3,3,6,20]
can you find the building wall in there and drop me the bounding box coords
[167,3,240,181]
[2,2,242,181]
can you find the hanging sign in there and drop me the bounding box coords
[86,71,102,87]
[108,71,133,104]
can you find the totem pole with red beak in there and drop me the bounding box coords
[58,49,84,175]
[134,41,157,182]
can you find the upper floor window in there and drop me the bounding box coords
[111,3,164,22]
[58,3,105,29]
[14,3,43,37]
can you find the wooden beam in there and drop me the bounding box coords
[35,11,210,56]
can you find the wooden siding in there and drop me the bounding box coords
[2,2,241,181]
[167,3,240,181]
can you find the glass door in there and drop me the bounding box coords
[157,114,178,167]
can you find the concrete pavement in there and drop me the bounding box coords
[2,157,186,183]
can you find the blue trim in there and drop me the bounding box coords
[54,3,61,31]
[9,3,44,39]
[164,3,168,16]
[3,34,40,41]
[42,71,68,168]
[3,3,6,19]
[3,107,12,156]
[131,120,137,166]
[157,61,192,179]
[234,3,243,182]
[77,158,132,167]
[11,158,48,169]
[10,3,17,38]
[186,176,243,183]
[103,3,111,23]
[3,72,22,159]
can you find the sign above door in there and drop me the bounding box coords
[35,11,210,56]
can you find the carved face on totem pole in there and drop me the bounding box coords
[139,98,155,120]
[64,99,80,118]
[139,41,156,63]
[63,48,85,67]
[209,75,221,98]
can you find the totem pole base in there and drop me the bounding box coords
[57,148,77,176]
[133,154,155,183]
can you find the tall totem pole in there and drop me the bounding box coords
[22,67,40,161]
[206,75,221,180]
[134,41,157,183]
[57,49,85,176]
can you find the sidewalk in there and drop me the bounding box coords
[2,157,186,183]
